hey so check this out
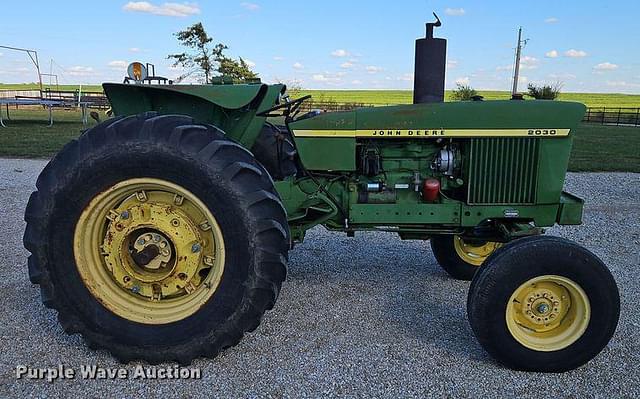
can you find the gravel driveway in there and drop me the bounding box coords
[1,157,639,398]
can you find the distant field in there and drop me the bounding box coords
[2,83,639,108]
[0,108,637,172]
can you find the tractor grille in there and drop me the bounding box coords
[467,138,540,204]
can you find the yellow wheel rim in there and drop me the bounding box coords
[74,178,225,324]
[506,275,591,352]
[453,236,502,266]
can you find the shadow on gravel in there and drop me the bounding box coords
[382,263,496,364]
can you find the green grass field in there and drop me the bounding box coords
[2,83,639,108]
[0,108,637,172]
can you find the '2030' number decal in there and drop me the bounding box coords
[528,129,557,136]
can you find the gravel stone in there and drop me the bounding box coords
[1,157,638,398]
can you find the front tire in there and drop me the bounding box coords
[467,235,620,372]
[431,235,502,280]
[24,113,289,363]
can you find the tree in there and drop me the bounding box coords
[526,83,562,100]
[168,22,258,83]
[218,56,258,81]
[451,83,478,101]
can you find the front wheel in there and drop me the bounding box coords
[467,235,620,372]
[431,235,502,280]
[24,113,289,363]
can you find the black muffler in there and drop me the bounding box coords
[413,13,447,104]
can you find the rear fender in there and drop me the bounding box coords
[103,83,285,147]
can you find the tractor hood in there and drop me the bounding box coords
[290,100,586,138]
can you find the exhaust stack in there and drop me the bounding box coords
[413,13,447,104]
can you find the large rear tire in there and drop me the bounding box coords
[467,235,619,372]
[24,113,289,364]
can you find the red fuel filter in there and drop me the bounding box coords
[422,178,440,202]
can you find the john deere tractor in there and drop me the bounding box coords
[24,18,619,372]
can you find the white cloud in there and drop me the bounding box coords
[447,60,458,69]
[593,62,618,71]
[518,76,528,84]
[351,79,362,85]
[108,60,128,70]
[244,59,256,68]
[123,2,200,17]
[519,55,538,70]
[544,17,559,23]
[331,49,349,57]
[292,62,304,70]
[606,81,640,89]
[0,52,3,57]
[496,65,512,72]
[240,2,259,11]
[397,73,414,82]
[340,61,354,69]
[455,76,470,85]
[129,47,141,52]
[365,65,383,74]
[564,49,587,58]
[312,74,340,83]
[444,7,465,16]
[273,56,284,61]
[548,73,576,80]
[67,66,96,76]
[545,50,558,58]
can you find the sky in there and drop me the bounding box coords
[0,1,638,93]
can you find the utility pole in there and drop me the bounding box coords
[511,27,523,95]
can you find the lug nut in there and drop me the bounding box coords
[191,243,201,253]
[120,211,130,220]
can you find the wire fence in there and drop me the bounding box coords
[582,107,640,127]
[0,89,109,109]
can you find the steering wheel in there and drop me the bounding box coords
[257,95,312,121]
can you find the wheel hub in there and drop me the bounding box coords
[102,201,206,300]
[74,178,226,324]
[506,275,590,351]
[521,287,564,327]
[131,231,172,270]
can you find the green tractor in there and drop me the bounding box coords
[24,19,619,372]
